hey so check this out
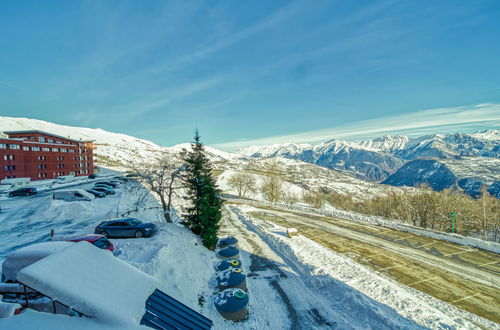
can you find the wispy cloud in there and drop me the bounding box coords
[213,103,500,151]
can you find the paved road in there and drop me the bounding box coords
[244,205,500,324]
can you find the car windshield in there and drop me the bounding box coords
[128,219,141,226]
[93,238,110,249]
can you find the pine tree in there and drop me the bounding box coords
[182,130,223,249]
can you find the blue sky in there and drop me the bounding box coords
[1,0,499,150]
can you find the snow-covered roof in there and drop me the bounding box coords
[2,242,75,282]
[16,242,158,326]
[3,130,94,143]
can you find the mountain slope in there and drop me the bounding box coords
[0,116,239,167]
[238,131,500,186]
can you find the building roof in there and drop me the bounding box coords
[3,130,94,143]
[16,242,212,329]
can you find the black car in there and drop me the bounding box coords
[92,186,115,195]
[86,189,106,198]
[95,218,157,238]
[96,181,118,188]
[8,187,37,197]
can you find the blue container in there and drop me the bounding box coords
[217,268,247,291]
[216,258,242,272]
[219,236,238,247]
[218,246,239,259]
[214,288,249,321]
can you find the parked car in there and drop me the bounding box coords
[69,234,114,252]
[95,181,118,188]
[53,189,94,202]
[92,186,115,195]
[95,218,157,238]
[86,189,105,198]
[8,187,37,197]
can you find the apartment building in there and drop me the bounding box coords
[0,130,94,181]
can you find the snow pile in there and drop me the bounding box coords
[0,309,148,330]
[2,242,75,282]
[0,301,20,318]
[17,241,158,326]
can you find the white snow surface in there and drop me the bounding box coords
[1,242,75,282]
[1,172,498,329]
[17,241,158,326]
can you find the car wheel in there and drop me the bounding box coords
[135,231,143,238]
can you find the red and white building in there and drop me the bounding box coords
[0,130,94,181]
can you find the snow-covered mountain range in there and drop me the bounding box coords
[0,116,408,200]
[239,130,500,196]
[1,116,498,198]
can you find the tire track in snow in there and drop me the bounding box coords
[223,207,339,329]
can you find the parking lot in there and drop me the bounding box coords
[0,179,124,260]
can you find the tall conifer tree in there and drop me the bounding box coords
[182,130,222,249]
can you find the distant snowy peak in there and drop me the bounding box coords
[471,129,500,141]
[239,143,312,158]
[358,135,410,152]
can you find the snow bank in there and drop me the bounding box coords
[229,198,500,253]
[0,309,148,329]
[17,241,158,326]
[0,301,20,318]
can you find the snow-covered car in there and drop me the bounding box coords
[1,242,74,283]
[92,186,115,195]
[52,189,94,202]
[95,218,157,238]
[68,234,114,252]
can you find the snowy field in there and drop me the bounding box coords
[0,180,498,329]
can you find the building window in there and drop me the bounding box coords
[56,156,64,161]
[38,164,47,169]
[38,173,47,178]
[39,137,45,142]
[57,164,64,169]
[37,156,47,161]
[9,144,20,150]
[56,140,62,144]
[0,144,6,149]
[42,147,50,152]
[60,148,67,152]
[29,136,35,140]
[4,165,16,171]
[69,149,75,153]
[32,146,40,151]
[47,139,54,143]
[52,148,59,152]
[23,146,30,151]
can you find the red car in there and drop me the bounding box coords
[69,234,114,252]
